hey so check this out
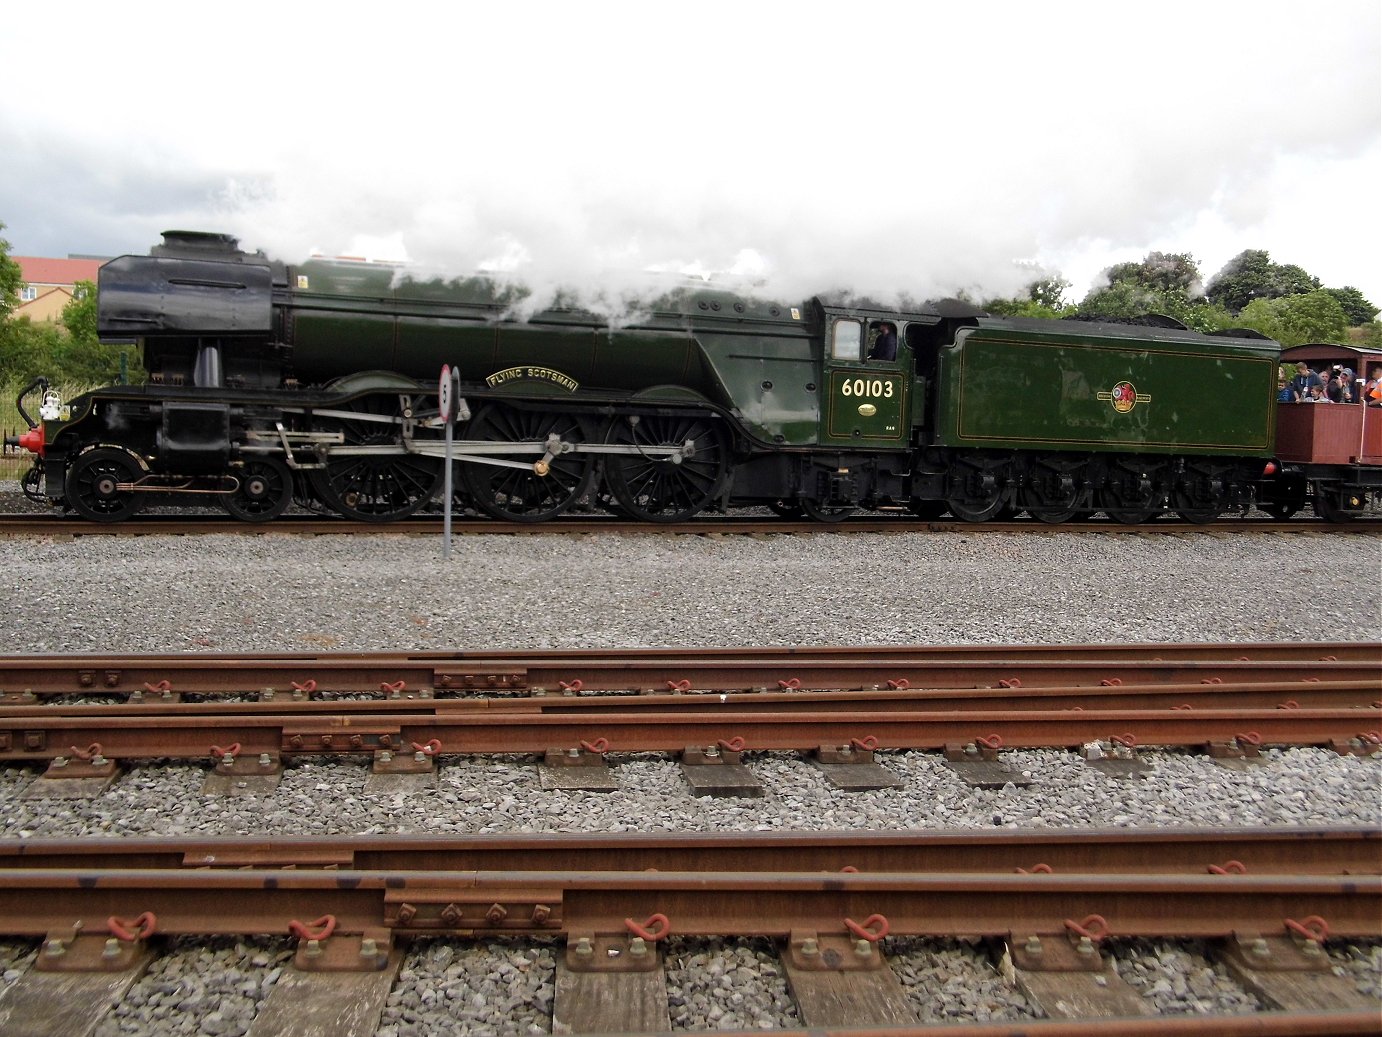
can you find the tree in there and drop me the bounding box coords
[1323,286,1379,326]
[1236,290,1349,347]
[0,221,21,320]
[982,276,1074,319]
[1205,249,1322,314]
[1100,251,1203,296]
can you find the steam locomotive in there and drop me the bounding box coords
[8,231,1380,523]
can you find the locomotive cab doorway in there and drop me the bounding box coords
[820,310,910,448]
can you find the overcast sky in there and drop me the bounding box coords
[2,0,1378,310]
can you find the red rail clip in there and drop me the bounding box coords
[666,679,692,692]
[69,742,103,762]
[1100,677,1122,687]
[624,913,671,942]
[288,915,338,941]
[1110,733,1137,749]
[291,680,317,694]
[886,678,910,690]
[107,912,157,942]
[717,737,746,752]
[559,679,584,693]
[1208,860,1247,875]
[410,739,442,756]
[380,680,407,695]
[844,914,890,942]
[1284,915,1329,942]
[1277,700,1300,710]
[850,736,880,752]
[1236,731,1262,747]
[778,678,802,690]
[1064,914,1109,943]
[579,738,610,754]
[143,680,173,695]
[210,743,242,760]
[1016,863,1054,874]
[976,734,1004,751]
[997,678,1022,689]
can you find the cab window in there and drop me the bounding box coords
[832,319,862,360]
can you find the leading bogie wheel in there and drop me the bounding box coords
[222,457,294,522]
[64,447,146,522]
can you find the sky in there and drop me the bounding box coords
[2,0,1378,312]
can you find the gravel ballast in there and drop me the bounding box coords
[1,529,1378,652]
[0,523,1377,1032]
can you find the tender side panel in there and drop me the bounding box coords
[937,329,1277,456]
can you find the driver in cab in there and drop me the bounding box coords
[868,322,897,362]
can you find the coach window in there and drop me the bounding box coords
[832,319,862,361]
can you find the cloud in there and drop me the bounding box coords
[2,0,1377,309]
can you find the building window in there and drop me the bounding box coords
[19,286,38,302]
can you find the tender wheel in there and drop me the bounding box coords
[604,413,730,522]
[1020,457,1089,524]
[945,457,1012,523]
[307,395,443,522]
[800,498,854,522]
[222,458,294,522]
[1099,462,1163,525]
[64,447,145,522]
[461,405,594,522]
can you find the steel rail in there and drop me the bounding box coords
[6,678,1379,719]
[0,868,1376,939]
[1,827,1375,875]
[3,644,1376,697]
[1,705,1377,761]
[2,512,1379,537]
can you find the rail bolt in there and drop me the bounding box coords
[102,938,122,960]
[43,939,65,958]
[800,938,819,957]
[1251,939,1271,958]
[1075,937,1095,956]
[258,754,273,768]
[629,937,648,958]
[379,751,394,765]
[305,939,322,958]
[359,938,378,959]
[854,940,872,958]
[1025,936,1043,955]
[573,937,593,959]
[52,757,69,768]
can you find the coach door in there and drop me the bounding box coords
[820,311,909,447]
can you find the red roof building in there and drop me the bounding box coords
[13,255,105,322]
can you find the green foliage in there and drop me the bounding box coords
[1075,252,1234,335]
[1358,322,1382,349]
[1323,286,1379,326]
[1205,249,1323,314]
[1236,290,1349,347]
[61,281,97,345]
[0,317,66,383]
[982,276,1074,319]
[0,222,22,321]
[1100,251,1203,296]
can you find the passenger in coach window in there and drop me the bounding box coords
[1290,362,1321,399]
[1277,378,1294,403]
[868,322,897,362]
[1366,366,1382,406]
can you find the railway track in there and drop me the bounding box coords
[2,510,1379,537]
[5,641,1378,698]
[0,829,1376,1036]
[1,651,1376,765]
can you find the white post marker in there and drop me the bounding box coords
[439,364,454,560]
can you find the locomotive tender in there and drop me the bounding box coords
[9,231,1379,523]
